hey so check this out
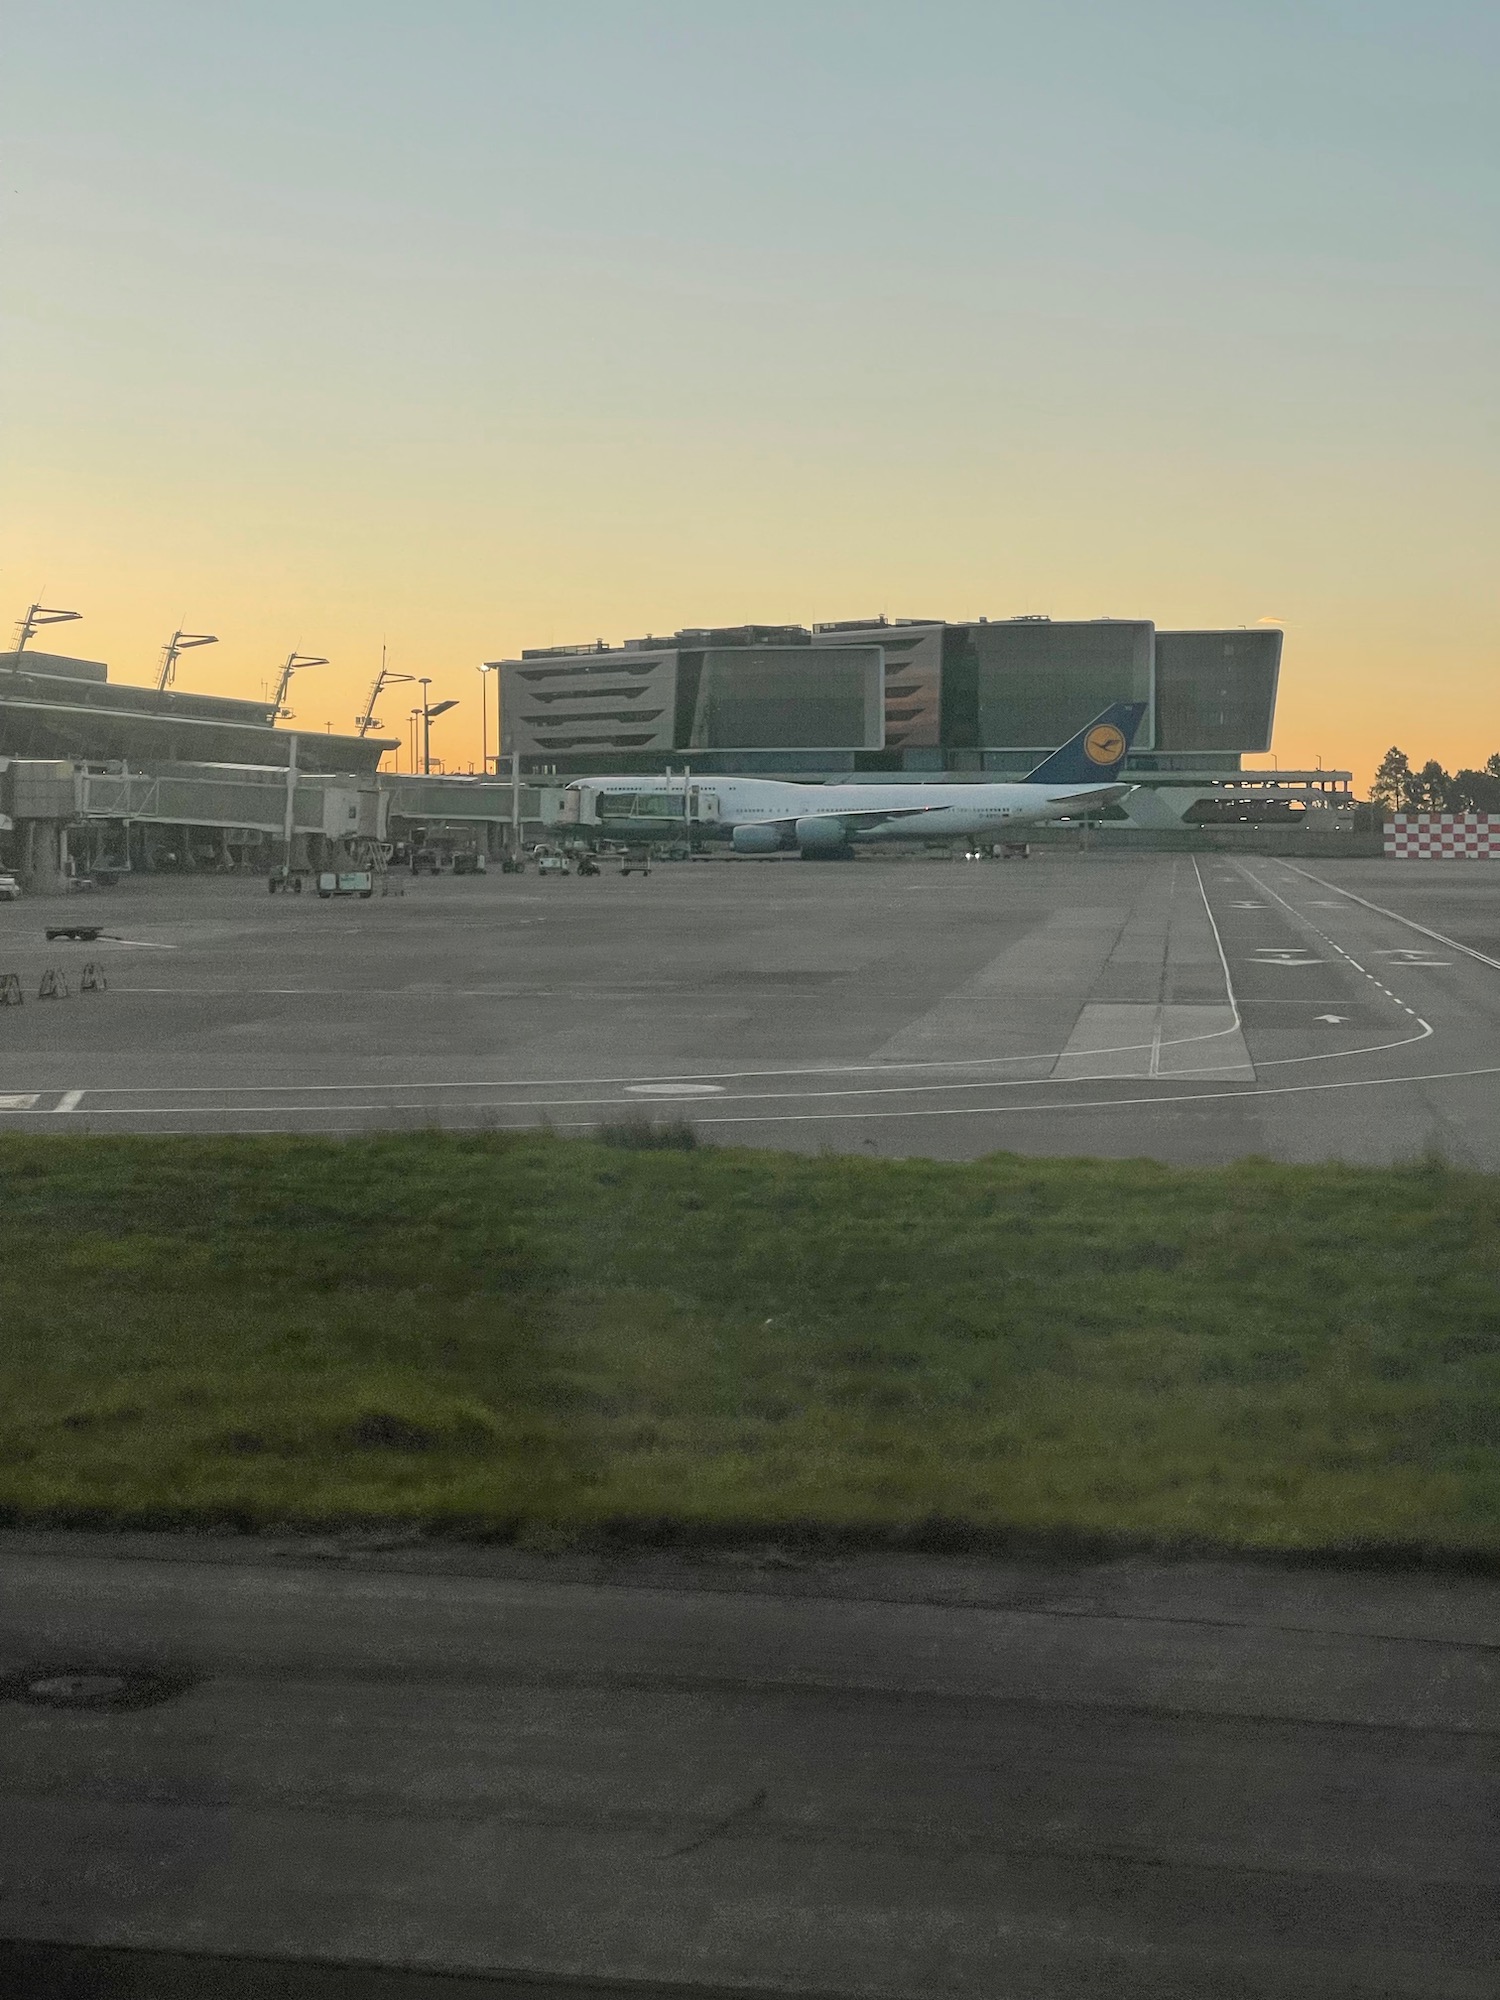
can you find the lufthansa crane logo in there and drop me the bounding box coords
[1084,722,1127,766]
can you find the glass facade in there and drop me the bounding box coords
[684,646,882,750]
[814,623,944,750]
[496,617,1282,773]
[1154,631,1280,753]
[956,620,1155,751]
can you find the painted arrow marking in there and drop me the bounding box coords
[1314,1014,1352,1024]
[1229,900,1265,908]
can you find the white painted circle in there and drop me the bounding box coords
[29,1674,127,1702]
[626,1082,726,1098]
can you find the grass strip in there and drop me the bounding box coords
[1,1131,1497,1560]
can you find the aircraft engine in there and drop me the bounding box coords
[731,823,783,855]
[795,815,850,855]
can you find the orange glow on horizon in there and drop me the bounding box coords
[4,9,1493,797]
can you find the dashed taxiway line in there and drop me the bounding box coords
[1235,864,1435,1052]
[1281,862,1500,973]
[2,862,1485,1132]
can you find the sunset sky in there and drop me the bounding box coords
[4,2,1496,785]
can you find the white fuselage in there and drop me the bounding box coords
[566,773,1127,845]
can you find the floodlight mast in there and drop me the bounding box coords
[477,662,497,774]
[14,605,82,652]
[157,629,217,691]
[416,678,461,774]
[356,653,416,737]
[271,651,328,721]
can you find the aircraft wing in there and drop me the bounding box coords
[749,803,957,833]
[1042,784,1132,810]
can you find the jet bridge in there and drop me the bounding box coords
[565,782,722,833]
[76,765,386,840]
[0,757,387,891]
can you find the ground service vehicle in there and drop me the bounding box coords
[317,871,374,899]
[0,873,20,901]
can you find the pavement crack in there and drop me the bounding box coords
[665,1784,769,1857]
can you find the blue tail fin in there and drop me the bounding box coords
[1023,702,1147,785]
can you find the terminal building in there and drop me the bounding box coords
[0,645,530,890]
[493,616,1283,780]
[0,649,389,774]
[0,612,1351,891]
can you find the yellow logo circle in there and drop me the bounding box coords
[1084,723,1126,766]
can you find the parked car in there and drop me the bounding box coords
[0,872,21,901]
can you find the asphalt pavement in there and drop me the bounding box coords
[2,850,1500,1161]
[0,1533,1496,1997]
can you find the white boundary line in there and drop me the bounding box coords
[0,860,1455,1117]
[1234,864,1435,1065]
[14,1059,1500,1131]
[1279,861,1500,972]
[1190,854,1244,1039]
[0,868,1308,1100]
[685,1060,1500,1125]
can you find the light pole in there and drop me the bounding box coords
[478,662,501,775]
[417,682,459,775]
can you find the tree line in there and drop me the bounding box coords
[1370,747,1500,815]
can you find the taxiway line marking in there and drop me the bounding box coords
[26,1058,1500,1134]
[1,861,1439,1111]
[1237,866,1429,1037]
[0,1029,1263,1096]
[672,1064,1500,1128]
[0,1013,1436,1115]
[1192,854,1246,1042]
[1172,860,1431,1070]
[1279,863,1500,973]
[0,1031,1467,1123]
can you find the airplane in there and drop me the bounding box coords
[560,700,1148,858]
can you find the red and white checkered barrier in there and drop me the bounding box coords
[1385,813,1500,858]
